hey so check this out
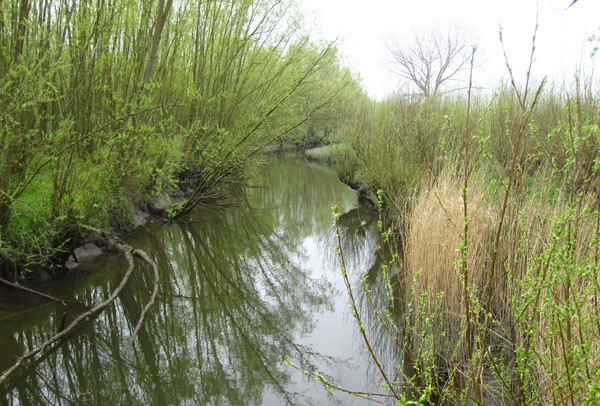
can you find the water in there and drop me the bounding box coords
[0,153,399,405]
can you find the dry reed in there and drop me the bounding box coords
[403,170,497,370]
[403,165,600,403]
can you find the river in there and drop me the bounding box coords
[0,153,399,405]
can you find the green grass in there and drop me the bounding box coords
[304,145,336,161]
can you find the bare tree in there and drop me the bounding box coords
[388,27,473,99]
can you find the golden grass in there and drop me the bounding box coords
[403,170,497,367]
[402,166,600,403]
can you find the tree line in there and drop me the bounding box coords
[0,0,360,277]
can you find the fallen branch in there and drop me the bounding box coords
[129,249,160,343]
[0,244,159,386]
[285,356,396,406]
[0,277,64,303]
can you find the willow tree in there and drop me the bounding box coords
[168,0,354,217]
[0,0,358,274]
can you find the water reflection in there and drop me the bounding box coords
[320,202,405,399]
[1,153,392,405]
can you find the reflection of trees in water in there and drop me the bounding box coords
[321,204,406,393]
[249,154,358,239]
[1,154,397,406]
[1,191,333,405]
[322,205,378,270]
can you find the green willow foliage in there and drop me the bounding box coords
[0,0,358,275]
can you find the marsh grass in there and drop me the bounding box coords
[403,170,497,370]
[326,27,600,402]
[397,164,599,403]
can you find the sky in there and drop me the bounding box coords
[298,0,600,99]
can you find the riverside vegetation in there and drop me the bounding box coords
[313,33,600,406]
[0,0,360,280]
[2,1,600,405]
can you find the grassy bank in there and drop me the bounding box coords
[305,144,363,186]
[0,0,361,281]
[331,73,600,403]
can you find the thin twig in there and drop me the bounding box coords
[461,44,481,405]
[334,207,400,400]
[286,357,396,406]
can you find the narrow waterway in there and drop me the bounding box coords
[0,153,399,405]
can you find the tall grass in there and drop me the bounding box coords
[339,97,450,217]
[402,170,497,376]
[397,165,600,404]
[328,36,600,403]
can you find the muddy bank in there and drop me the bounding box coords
[2,148,368,284]
[0,187,175,283]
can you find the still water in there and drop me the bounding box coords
[0,153,398,405]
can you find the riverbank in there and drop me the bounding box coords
[1,153,389,406]
[0,152,258,282]
[304,145,377,208]
[326,79,600,403]
[0,147,355,283]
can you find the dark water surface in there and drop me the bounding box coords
[0,153,397,405]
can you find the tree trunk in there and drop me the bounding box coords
[0,163,12,232]
[14,0,30,58]
[0,0,30,232]
[143,0,173,86]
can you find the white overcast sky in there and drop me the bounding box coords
[298,0,600,99]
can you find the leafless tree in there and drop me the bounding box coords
[388,27,473,100]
